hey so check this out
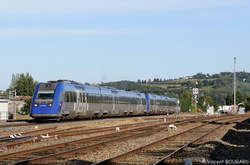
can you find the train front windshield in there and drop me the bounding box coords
[36,91,54,100]
[35,83,58,101]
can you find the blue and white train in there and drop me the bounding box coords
[30,80,180,121]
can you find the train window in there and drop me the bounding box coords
[45,84,51,87]
[87,94,91,103]
[59,91,63,102]
[128,97,137,104]
[157,100,166,106]
[137,98,142,105]
[114,95,119,104]
[79,93,86,103]
[103,95,112,103]
[64,92,69,102]
[83,93,86,102]
[87,93,101,103]
[64,91,77,102]
[37,90,54,100]
[119,96,130,104]
[71,92,77,102]
[150,99,154,105]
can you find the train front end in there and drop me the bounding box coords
[30,82,63,120]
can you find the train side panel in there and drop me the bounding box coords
[60,84,102,119]
[146,94,180,114]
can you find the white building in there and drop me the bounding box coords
[0,99,9,120]
[206,106,214,115]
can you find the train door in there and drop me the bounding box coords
[75,89,80,115]
[150,98,155,113]
[112,93,119,114]
[75,89,86,116]
[112,94,115,112]
[79,92,87,115]
[137,98,143,113]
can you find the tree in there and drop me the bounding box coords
[197,96,213,111]
[20,99,32,115]
[9,73,19,90]
[179,92,194,112]
[9,73,38,116]
[9,73,38,96]
[244,95,250,112]
[214,77,227,88]
[197,80,203,88]
[226,91,244,105]
[226,93,233,105]
[203,80,209,86]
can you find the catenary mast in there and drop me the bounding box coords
[234,57,236,113]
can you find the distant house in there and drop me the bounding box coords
[181,76,193,80]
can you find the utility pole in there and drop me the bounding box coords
[234,57,236,113]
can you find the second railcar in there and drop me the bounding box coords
[146,94,180,114]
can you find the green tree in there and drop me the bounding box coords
[244,95,250,111]
[20,99,32,115]
[9,73,19,90]
[226,93,233,105]
[226,91,244,105]
[198,96,213,111]
[10,73,38,96]
[197,80,203,88]
[214,77,227,88]
[179,92,194,112]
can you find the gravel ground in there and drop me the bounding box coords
[172,117,250,165]
[2,114,248,165]
[0,117,167,154]
[42,122,203,164]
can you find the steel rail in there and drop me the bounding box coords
[153,117,246,165]
[12,120,197,165]
[6,116,209,164]
[0,126,57,139]
[0,126,58,149]
[0,123,36,128]
[0,118,180,161]
[12,116,233,164]
[92,116,242,165]
[2,115,237,164]
[0,119,168,150]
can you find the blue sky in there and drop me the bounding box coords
[1,0,250,90]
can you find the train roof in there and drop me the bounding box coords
[44,80,178,100]
[45,80,144,97]
[47,80,84,85]
[146,93,179,101]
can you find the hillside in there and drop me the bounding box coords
[100,72,250,111]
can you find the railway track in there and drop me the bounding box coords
[0,118,188,164]
[0,115,213,151]
[94,116,247,165]
[0,119,165,150]
[0,116,177,128]
[0,115,241,164]
[0,114,215,129]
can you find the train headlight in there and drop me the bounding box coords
[48,103,52,107]
[34,103,38,107]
